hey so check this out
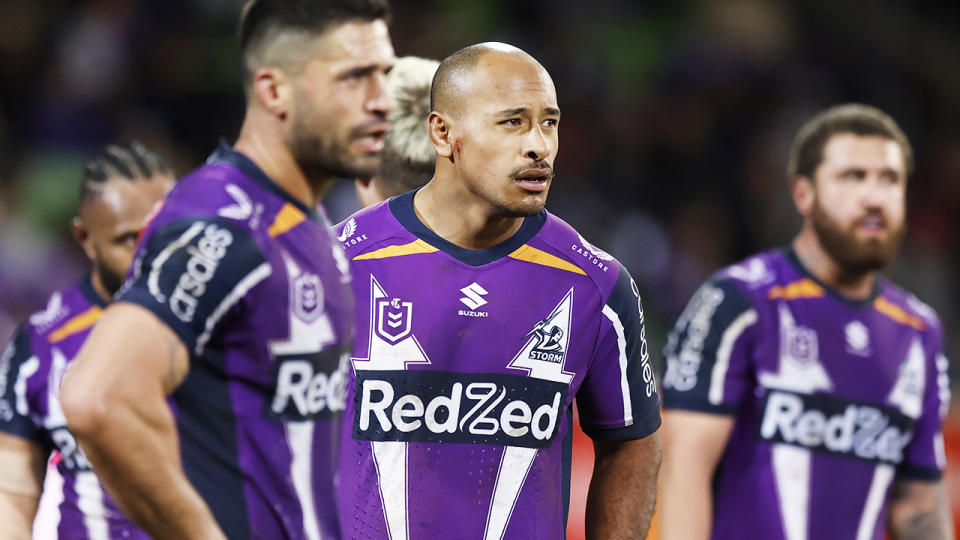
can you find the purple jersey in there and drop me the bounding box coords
[662,249,950,540]
[335,191,661,540]
[0,276,150,539]
[115,142,352,540]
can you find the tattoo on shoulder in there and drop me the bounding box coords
[160,338,185,391]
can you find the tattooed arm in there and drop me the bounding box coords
[888,479,954,540]
[60,303,226,540]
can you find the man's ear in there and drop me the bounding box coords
[251,67,292,120]
[429,112,454,160]
[791,175,815,217]
[72,216,96,260]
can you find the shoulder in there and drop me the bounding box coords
[526,212,622,296]
[875,277,943,338]
[21,281,94,345]
[335,199,409,259]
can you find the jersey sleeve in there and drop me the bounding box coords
[115,217,271,355]
[898,326,950,481]
[661,276,758,414]
[0,327,44,442]
[577,265,661,441]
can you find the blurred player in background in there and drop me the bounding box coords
[660,104,953,540]
[0,142,174,539]
[353,55,438,206]
[336,42,661,539]
[60,0,394,538]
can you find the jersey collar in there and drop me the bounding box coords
[207,139,318,220]
[79,274,109,308]
[783,246,882,308]
[389,189,547,267]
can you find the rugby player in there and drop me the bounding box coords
[0,142,174,539]
[336,42,662,539]
[660,104,953,540]
[60,1,395,538]
[353,55,438,207]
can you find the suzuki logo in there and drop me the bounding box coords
[459,282,488,310]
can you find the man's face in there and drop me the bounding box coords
[447,53,560,217]
[287,19,395,179]
[80,176,174,295]
[808,133,907,274]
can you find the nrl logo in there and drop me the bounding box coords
[293,272,325,323]
[376,297,413,344]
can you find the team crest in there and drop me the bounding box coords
[293,272,325,323]
[508,288,575,384]
[376,297,413,344]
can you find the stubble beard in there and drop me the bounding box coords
[288,107,380,183]
[811,198,904,276]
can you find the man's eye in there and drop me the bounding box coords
[501,118,522,126]
[543,119,558,128]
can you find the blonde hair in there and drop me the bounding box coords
[377,56,440,197]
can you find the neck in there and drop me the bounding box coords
[90,271,112,304]
[792,226,875,300]
[233,115,333,209]
[413,177,525,250]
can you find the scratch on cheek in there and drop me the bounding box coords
[453,139,462,158]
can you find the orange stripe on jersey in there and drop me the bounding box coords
[874,296,926,330]
[767,278,824,300]
[353,239,439,260]
[48,306,103,343]
[508,245,587,276]
[268,203,306,238]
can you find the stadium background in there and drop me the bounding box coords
[0,1,958,537]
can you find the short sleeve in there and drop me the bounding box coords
[0,327,44,442]
[662,277,758,414]
[898,328,950,481]
[115,218,271,355]
[577,265,661,441]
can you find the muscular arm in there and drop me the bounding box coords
[60,303,226,540]
[888,479,954,540]
[659,409,735,540]
[585,430,662,539]
[0,432,47,539]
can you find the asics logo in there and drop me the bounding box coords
[459,282,488,310]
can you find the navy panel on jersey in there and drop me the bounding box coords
[578,264,661,441]
[116,217,268,354]
[0,327,43,442]
[175,351,251,540]
[662,276,754,414]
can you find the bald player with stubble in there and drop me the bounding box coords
[335,42,661,539]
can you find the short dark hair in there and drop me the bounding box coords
[238,0,391,91]
[787,103,914,182]
[80,141,173,202]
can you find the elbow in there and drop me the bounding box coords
[60,369,113,441]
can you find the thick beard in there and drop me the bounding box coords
[288,107,379,181]
[811,199,903,276]
[96,261,125,298]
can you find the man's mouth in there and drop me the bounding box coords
[855,214,888,237]
[354,124,390,153]
[513,168,552,192]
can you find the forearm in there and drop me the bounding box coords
[585,433,662,539]
[889,480,954,540]
[659,458,714,540]
[69,392,224,540]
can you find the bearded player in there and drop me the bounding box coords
[661,104,953,540]
[336,43,661,539]
[0,142,174,539]
[60,1,395,538]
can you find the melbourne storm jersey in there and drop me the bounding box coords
[335,191,661,540]
[662,248,950,540]
[0,276,150,539]
[115,142,352,540]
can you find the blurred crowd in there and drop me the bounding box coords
[1,0,959,382]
